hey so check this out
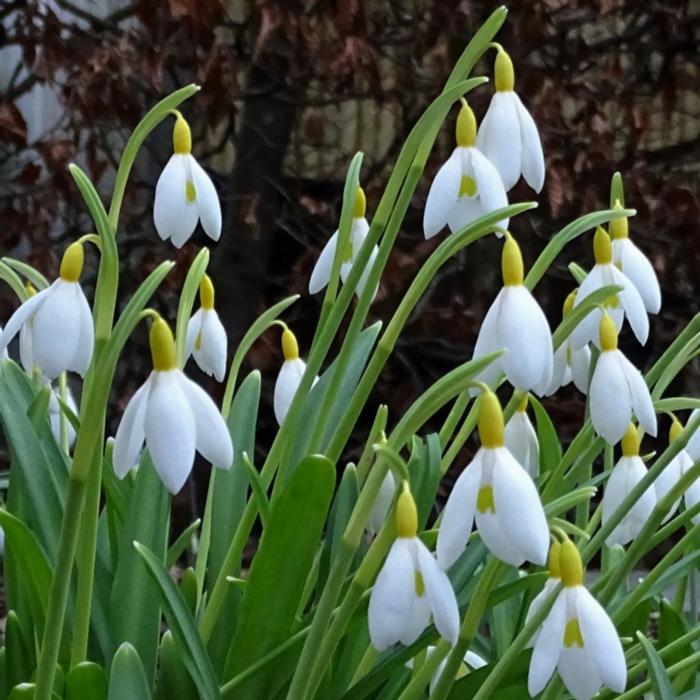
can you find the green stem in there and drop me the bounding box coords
[440,401,479,474]
[613,649,700,700]
[438,391,471,448]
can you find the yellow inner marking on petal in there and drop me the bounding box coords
[621,424,640,456]
[605,295,620,309]
[186,180,197,203]
[414,570,425,597]
[565,346,573,368]
[194,332,203,352]
[564,618,584,647]
[477,485,495,514]
[459,175,478,197]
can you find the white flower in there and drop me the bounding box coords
[475,48,544,193]
[504,395,539,478]
[524,540,563,649]
[528,539,626,700]
[437,391,549,569]
[686,409,700,463]
[368,470,397,535]
[423,100,508,239]
[408,646,487,694]
[49,384,78,449]
[308,186,379,301]
[602,425,656,546]
[610,204,661,314]
[472,235,553,395]
[0,325,7,361]
[0,243,94,379]
[368,485,459,650]
[588,313,656,445]
[571,227,648,349]
[185,275,227,382]
[154,112,221,248]
[113,318,233,494]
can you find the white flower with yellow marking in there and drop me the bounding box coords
[571,227,648,349]
[423,100,508,239]
[588,313,656,445]
[437,390,549,569]
[504,394,539,478]
[309,187,379,300]
[113,318,233,494]
[185,275,227,382]
[368,483,459,650]
[528,538,626,700]
[154,112,221,248]
[472,234,553,394]
[273,325,318,425]
[476,47,545,193]
[602,424,656,546]
[0,243,94,379]
[524,540,561,648]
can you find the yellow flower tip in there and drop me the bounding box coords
[621,424,641,457]
[455,101,477,147]
[59,242,84,282]
[593,226,613,265]
[599,312,618,352]
[669,416,683,444]
[25,281,37,298]
[501,233,524,286]
[609,200,629,240]
[395,482,418,538]
[559,538,584,587]
[281,327,299,361]
[149,318,176,372]
[199,274,215,310]
[494,48,515,92]
[172,112,192,155]
[548,540,562,579]
[563,290,577,317]
[516,393,530,413]
[478,390,505,448]
[353,186,366,219]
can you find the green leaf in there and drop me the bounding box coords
[155,631,198,700]
[328,464,359,565]
[610,171,625,207]
[8,685,37,700]
[408,434,442,529]
[528,396,562,475]
[108,643,151,700]
[134,543,219,700]
[240,453,270,528]
[26,386,51,433]
[447,651,530,699]
[2,257,50,290]
[5,612,32,690]
[658,600,693,693]
[636,632,676,700]
[65,662,108,700]
[166,520,201,569]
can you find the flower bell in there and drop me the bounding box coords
[308,186,379,300]
[0,242,94,379]
[472,234,553,394]
[475,46,545,193]
[368,483,459,650]
[368,470,397,535]
[113,318,233,494]
[571,227,648,349]
[423,100,509,239]
[602,424,656,546]
[273,325,318,425]
[524,540,562,648]
[437,390,549,569]
[154,112,222,248]
[528,538,626,700]
[588,313,656,445]
[185,274,227,382]
[610,201,661,314]
[504,394,539,478]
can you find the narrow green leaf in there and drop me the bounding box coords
[241,453,270,528]
[610,171,625,207]
[636,632,676,700]
[166,519,201,569]
[175,247,209,367]
[155,631,198,700]
[408,434,442,529]
[108,643,151,700]
[65,662,108,700]
[2,257,50,290]
[528,396,562,475]
[26,387,52,433]
[5,612,32,690]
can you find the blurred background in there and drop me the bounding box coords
[0,0,698,519]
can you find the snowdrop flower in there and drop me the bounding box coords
[185,275,227,382]
[472,234,553,394]
[154,111,221,248]
[0,325,7,361]
[0,242,94,379]
[423,100,508,239]
[17,282,38,373]
[368,483,459,650]
[545,290,592,396]
[571,227,648,349]
[437,389,549,569]
[368,470,397,535]
[588,313,656,445]
[476,46,544,193]
[408,646,487,694]
[524,540,562,648]
[504,394,539,478]
[49,384,78,449]
[273,325,318,425]
[113,318,233,494]
[602,424,656,546]
[528,538,626,700]
[308,186,379,301]
[610,201,661,314]
[686,409,700,463]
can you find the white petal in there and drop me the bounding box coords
[464,651,487,669]
[609,265,649,346]
[19,322,34,372]
[416,540,459,645]
[185,310,203,361]
[476,92,521,191]
[654,453,684,523]
[423,149,461,239]
[570,267,605,349]
[309,230,338,295]
[514,94,545,192]
[0,286,51,356]
[346,218,378,301]
[525,578,559,648]
[505,412,539,478]
[368,471,397,535]
[618,353,656,437]
[194,310,228,382]
[399,585,432,646]
[113,378,151,478]
[558,643,601,700]
[686,409,700,462]
[528,590,566,696]
[71,284,95,376]
[446,196,487,234]
[153,155,199,246]
[469,148,509,229]
[273,358,307,425]
[545,344,568,396]
[683,452,700,525]
[614,239,661,314]
[589,352,632,445]
[471,291,505,391]
[571,345,592,395]
[190,157,222,242]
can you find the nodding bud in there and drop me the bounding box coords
[669,415,683,443]
[172,112,192,155]
[281,327,299,361]
[599,312,618,352]
[621,424,640,456]
[563,290,577,317]
[548,540,562,579]
[478,390,505,448]
[199,274,215,310]
[501,234,524,286]
[456,101,477,147]
[395,482,418,538]
[609,200,629,240]
[150,318,176,372]
[353,186,366,219]
[593,227,613,265]
[494,48,515,92]
[559,538,583,587]
[517,394,530,413]
[59,242,84,283]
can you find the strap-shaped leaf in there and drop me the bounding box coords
[108,643,152,700]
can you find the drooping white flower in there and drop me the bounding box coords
[588,313,656,445]
[154,112,221,248]
[602,424,656,546]
[185,274,227,382]
[423,100,508,239]
[0,325,7,361]
[437,390,549,569]
[308,186,379,301]
[368,470,397,535]
[113,318,233,494]
[686,409,700,463]
[504,394,539,478]
[368,484,459,650]
[571,227,648,349]
[49,383,78,449]
[273,325,319,426]
[545,290,592,396]
[0,243,94,379]
[528,538,626,700]
[524,540,561,649]
[475,47,545,193]
[472,234,553,395]
[408,646,487,694]
[610,202,661,314]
